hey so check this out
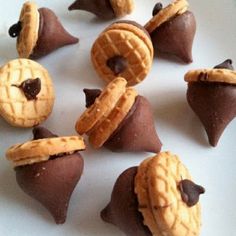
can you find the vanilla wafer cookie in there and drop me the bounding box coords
[185,68,236,84]
[0,59,55,127]
[91,20,153,86]
[147,152,202,236]
[89,87,137,148]
[110,0,134,17]
[17,1,40,58]
[145,0,189,34]
[6,136,85,167]
[75,77,127,135]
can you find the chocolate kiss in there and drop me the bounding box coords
[68,0,115,20]
[101,167,151,236]
[15,153,84,224]
[187,82,236,146]
[151,11,196,63]
[83,89,102,108]
[31,8,79,59]
[214,59,234,70]
[104,96,162,153]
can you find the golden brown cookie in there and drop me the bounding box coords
[89,87,137,148]
[91,21,153,86]
[0,59,55,127]
[17,1,40,58]
[145,152,202,236]
[185,68,236,84]
[6,136,85,167]
[145,0,189,34]
[135,157,162,236]
[110,0,134,17]
[75,77,127,135]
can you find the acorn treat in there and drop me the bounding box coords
[9,1,79,59]
[75,77,162,153]
[68,0,134,20]
[0,59,55,127]
[91,21,154,86]
[6,127,86,224]
[185,59,236,147]
[145,0,196,63]
[101,152,205,236]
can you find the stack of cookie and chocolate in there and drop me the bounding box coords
[2,0,236,235]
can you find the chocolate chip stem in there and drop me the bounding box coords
[9,21,22,38]
[152,2,163,16]
[106,55,128,76]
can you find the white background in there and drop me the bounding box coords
[0,0,236,235]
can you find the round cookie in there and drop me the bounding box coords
[16,1,40,58]
[145,0,189,34]
[0,59,55,127]
[89,87,137,148]
[91,21,154,86]
[6,136,85,167]
[185,68,236,84]
[75,77,127,135]
[146,152,201,236]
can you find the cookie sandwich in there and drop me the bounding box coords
[9,1,79,59]
[68,0,134,20]
[91,20,154,86]
[185,59,236,147]
[0,59,55,127]
[75,77,162,153]
[6,126,86,224]
[145,0,196,63]
[101,151,205,236]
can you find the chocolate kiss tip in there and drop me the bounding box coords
[33,126,58,140]
[83,89,102,108]
[100,205,111,223]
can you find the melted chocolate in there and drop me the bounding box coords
[9,21,22,38]
[187,82,236,146]
[178,179,205,207]
[152,3,163,16]
[101,167,151,236]
[83,89,102,108]
[31,8,79,59]
[214,59,234,70]
[104,96,162,153]
[68,0,115,20]
[151,11,196,63]
[15,153,84,224]
[106,56,128,76]
[12,78,41,100]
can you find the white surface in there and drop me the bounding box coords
[0,0,236,235]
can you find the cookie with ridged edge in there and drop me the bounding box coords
[185,68,236,84]
[6,136,85,167]
[91,20,153,86]
[145,0,189,34]
[0,59,55,127]
[89,87,137,148]
[75,77,127,135]
[110,0,134,17]
[146,152,201,236]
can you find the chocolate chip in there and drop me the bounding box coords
[152,2,163,16]
[214,59,234,70]
[9,21,22,38]
[12,78,41,100]
[178,179,205,207]
[83,89,102,108]
[106,55,128,75]
[33,126,58,140]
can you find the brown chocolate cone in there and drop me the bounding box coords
[104,96,162,153]
[187,82,236,146]
[68,0,115,19]
[15,153,84,224]
[101,167,151,236]
[31,8,79,59]
[151,11,196,63]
